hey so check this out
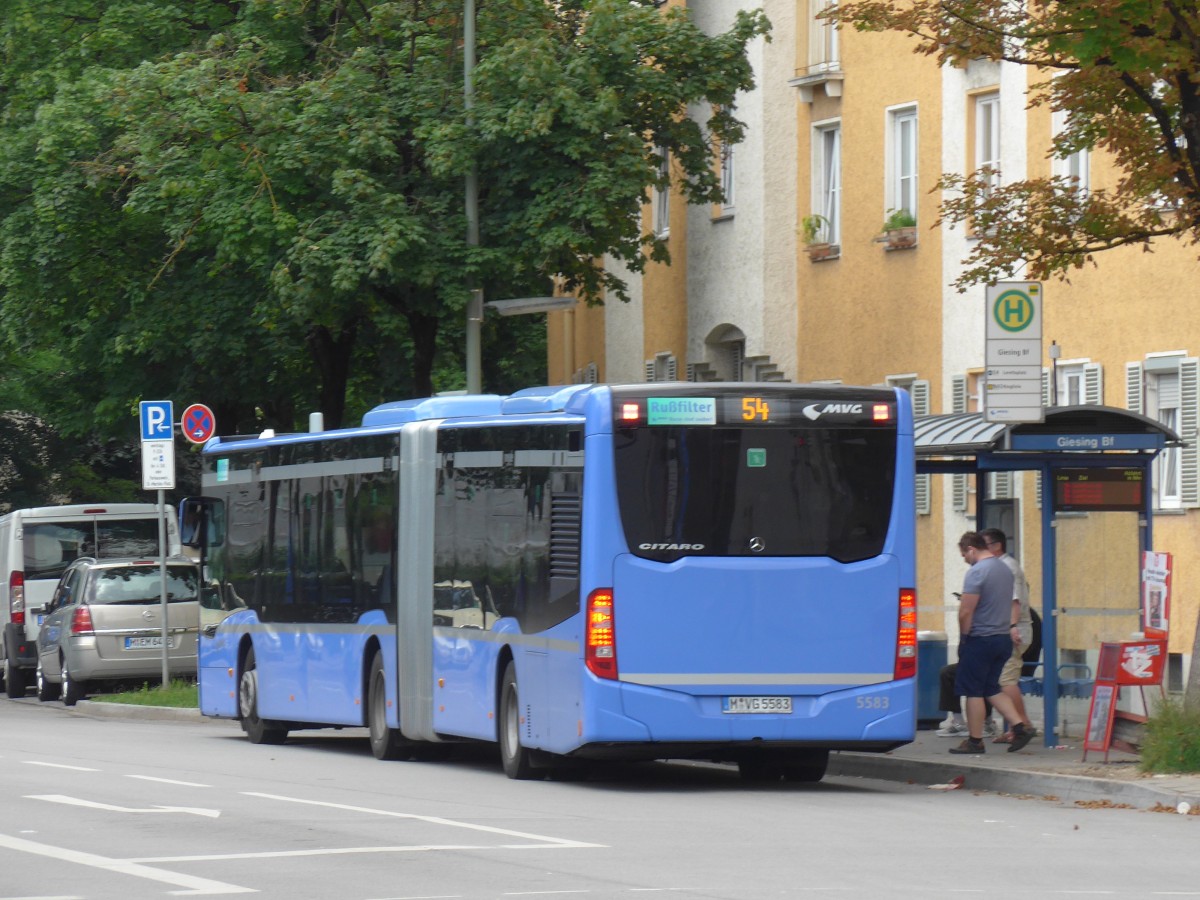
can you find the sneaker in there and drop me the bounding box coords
[949,737,986,754]
[937,715,956,731]
[1007,724,1034,753]
[982,719,998,737]
[936,722,968,737]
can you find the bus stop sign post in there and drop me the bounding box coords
[139,400,175,689]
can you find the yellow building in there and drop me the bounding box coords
[547,0,1200,694]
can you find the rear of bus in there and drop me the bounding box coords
[0,504,179,697]
[575,385,916,770]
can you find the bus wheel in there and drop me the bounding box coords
[499,661,540,780]
[239,649,288,745]
[60,662,85,707]
[782,750,829,783]
[737,753,785,783]
[368,651,410,761]
[5,659,26,699]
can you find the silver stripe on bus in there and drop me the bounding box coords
[202,456,393,487]
[435,450,584,469]
[433,627,578,654]
[212,623,396,637]
[619,673,893,686]
[513,449,584,468]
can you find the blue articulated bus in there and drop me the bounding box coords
[184,383,917,781]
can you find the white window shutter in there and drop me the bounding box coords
[1180,357,1199,507]
[952,375,967,511]
[1042,368,1051,406]
[667,355,678,381]
[1084,362,1103,405]
[645,360,656,382]
[911,380,931,515]
[991,471,1013,499]
[1126,362,1144,413]
[686,363,697,383]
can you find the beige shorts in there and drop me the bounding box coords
[999,640,1030,686]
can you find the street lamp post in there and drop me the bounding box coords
[465,0,483,394]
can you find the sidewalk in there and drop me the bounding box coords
[830,725,1200,809]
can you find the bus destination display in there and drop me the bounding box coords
[622,395,894,427]
[1053,467,1144,512]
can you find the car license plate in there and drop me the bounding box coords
[125,636,175,650]
[722,696,792,714]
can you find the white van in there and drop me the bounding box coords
[0,504,180,698]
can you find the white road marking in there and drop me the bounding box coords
[27,795,220,818]
[241,792,605,848]
[124,774,211,788]
[0,833,253,896]
[133,845,501,863]
[22,762,98,772]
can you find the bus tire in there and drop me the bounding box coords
[782,750,828,783]
[5,659,26,699]
[499,661,540,780]
[368,650,410,761]
[239,648,288,745]
[737,753,785,782]
[61,661,85,707]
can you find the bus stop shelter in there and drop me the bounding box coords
[914,405,1181,747]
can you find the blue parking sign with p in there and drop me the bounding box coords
[140,401,174,441]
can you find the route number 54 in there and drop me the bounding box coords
[741,397,770,421]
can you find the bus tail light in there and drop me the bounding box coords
[894,588,917,679]
[9,570,24,626]
[585,588,617,680]
[70,606,94,636]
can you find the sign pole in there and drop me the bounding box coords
[139,400,176,690]
[158,489,170,687]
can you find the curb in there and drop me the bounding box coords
[829,751,1200,809]
[73,700,207,723]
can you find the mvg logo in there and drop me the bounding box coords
[802,402,864,420]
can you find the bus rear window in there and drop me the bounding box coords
[613,426,896,563]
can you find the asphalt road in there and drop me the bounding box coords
[0,698,1197,899]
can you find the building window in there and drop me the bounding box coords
[1051,89,1089,196]
[813,122,841,244]
[645,353,678,383]
[654,147,670,237]
[1150,371,1181,508]
[1127,355,1199,510]
[974,92,1001,195]
[808,0,839,73]
[888,106,918,223]
[1048,360,1102,406]
[720,142,735,213]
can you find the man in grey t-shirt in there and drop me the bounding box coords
[950,532,1035,755]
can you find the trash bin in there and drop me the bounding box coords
[916,631,948,728]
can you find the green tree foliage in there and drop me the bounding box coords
[0,0,769,444]
[832,0,1200,288]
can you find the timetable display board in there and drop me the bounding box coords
[1053,467,1144,512]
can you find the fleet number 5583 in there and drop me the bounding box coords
[856,696,889,709]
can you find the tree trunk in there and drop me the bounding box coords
[405,310,439,399]
[306,321,358,430]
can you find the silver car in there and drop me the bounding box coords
[35,557,200,705]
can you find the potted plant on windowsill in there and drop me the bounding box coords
[801,214,838,261]
[879,208,917,250]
